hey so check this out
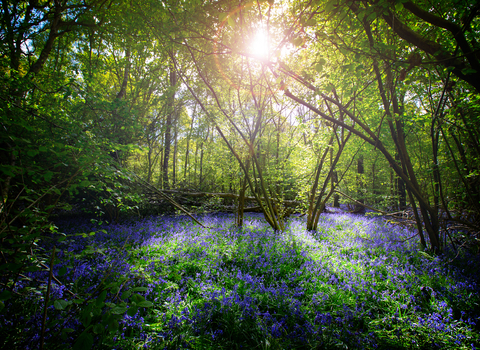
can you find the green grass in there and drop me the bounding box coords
[114,213,480,349]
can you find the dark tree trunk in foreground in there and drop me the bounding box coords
[395,153,407,210]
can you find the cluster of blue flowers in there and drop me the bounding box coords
[1,212,479,349]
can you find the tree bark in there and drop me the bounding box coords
[172,119,178,187]
[379,3,480,93]
[163,65,177,189]
[355,154,365,213]
[395,153,407,210]
[332,171,340,207]
[184,110,196,183]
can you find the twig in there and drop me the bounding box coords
[383,211,409,217]
[40,246,56,350]
[133,173,210,229]
[395,233,421,243]
[38,263,76,297]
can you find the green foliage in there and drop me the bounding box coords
[1,0,480,345]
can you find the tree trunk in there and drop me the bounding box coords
[395,153,407,210]
[237,172,248,227]
[172,120,178,187]
[307,133,334,230]
[199,125,209,189]
[332,171,340,207]
[184,111,196,184]
[162,65,177,189]
[355,154,365,213]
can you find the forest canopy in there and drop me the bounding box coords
[2,0,479,247]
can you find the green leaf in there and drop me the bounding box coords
[0,165,16,177]
[341,64,354,72]
[367,12,377,21]
[61,327,74,340]
[93,323,104,334]
[80,306,92,327]
[96,290,107,308]
[0,290,12,301]
[357,9,366,20]
[325,0,336,13]
[461,67,477,75]
[227,16,235,28]
[418,251,435,261]
[54,299,69,310]
[92,306,102,316]
[395,2,403,11]
[127,305,138,316]
[305,18,316,26]
[130,287,148,292]
[292,37,303,47]
[137,300,153,308]
[79,180,90,187]
[111,305,128,314]
[325,83,335,93]
[121,290,132,299]
[108,317,119,332]
[131,293,145,303]
[73,332,94,350]
[44,171,54,182]
[315,63,323,72]
[58,266,67,276]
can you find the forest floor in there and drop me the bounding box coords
[1,212,479,349]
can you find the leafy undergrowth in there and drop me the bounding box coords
[1,212,479,349]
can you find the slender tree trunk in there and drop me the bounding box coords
[431,123,441,213]
[163,65,176,189]
[199,127,209,189]
[395,153,406,210]
[157,148,164,187]
[332,171,340,207]
[308,127,352,230]
[0,146,15,214]
[355,154,365,213]
[147,146,153,183]
[307,133,334,230]
[371,160,376,204]
[184,112,196,183]
[194,132,199,186]
[237,161,249,227]
[172,121,178,187]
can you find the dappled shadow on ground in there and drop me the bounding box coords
[1,212,479,349]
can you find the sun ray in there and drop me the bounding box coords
[249,28,270,60]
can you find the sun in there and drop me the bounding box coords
[249,28,270,61]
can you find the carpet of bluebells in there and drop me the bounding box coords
[1,211,480,349]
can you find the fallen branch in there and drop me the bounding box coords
[151,189,301,207]
[160,190,238,199]
[132,174,210,229]
[333,190,388,215]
